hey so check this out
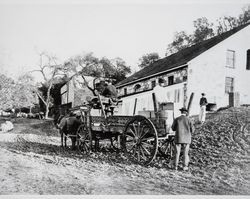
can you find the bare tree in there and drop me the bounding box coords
[31,52,64,119]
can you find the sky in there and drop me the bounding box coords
[0,0,249,80]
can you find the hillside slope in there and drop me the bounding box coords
[0,107,249,194]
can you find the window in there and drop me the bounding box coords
[151,80,156,88]
[226,50,235,68]
[174,89,180,103]
[168,76,174,85]
[134,84,141,92]
[158,78,165,84]
[124,88,127,95]
[247,49,250,70]
[225,77,234,93]
[61,92,67,104]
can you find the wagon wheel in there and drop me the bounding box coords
[158,135,175,159]
[122,115,158,165]
[76,124,92,153]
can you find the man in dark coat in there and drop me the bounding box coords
[171,107,194,171]
[102,80,118,98]
[101,80,118,116]
[199,93,208,124]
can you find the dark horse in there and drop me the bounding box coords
[56,112,81,149]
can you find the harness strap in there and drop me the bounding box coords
[64,134,78,138]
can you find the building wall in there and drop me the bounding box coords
[60,76,95,107]
[68,80,75,106]
[61,84,68,104]
[119,82,186,117]
[187,25,250,115]
[117,67,187,97]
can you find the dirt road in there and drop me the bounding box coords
[0,115,249,195]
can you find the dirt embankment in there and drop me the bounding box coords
[0,108,249,194]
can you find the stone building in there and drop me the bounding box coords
[116,23,250,116]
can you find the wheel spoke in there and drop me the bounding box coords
[137,147,140,162]
[141,141,154,149]
[137,122,141,137]
[140,128,150,140]
[132,123,138,136]
[138,125,145,137]
[126,139,135,143]
[164,142,170,154]
[141,144,151,155]
[126,133,136,139]
[128,127,137,138]
[128,143,137,153]
[139,146,147,161]
[132,145,137,158]
[84,144,89,151]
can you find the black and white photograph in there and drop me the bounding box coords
[0,0,250,196]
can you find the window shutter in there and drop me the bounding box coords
[247,50,250,70]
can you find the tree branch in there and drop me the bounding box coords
[35,90,46,106]
[81,75,96,96]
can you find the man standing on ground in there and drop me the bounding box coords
[199,93,208,124]
[171,107,194,171]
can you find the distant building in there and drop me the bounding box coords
[60,75,95,108]
[116,23,250,116]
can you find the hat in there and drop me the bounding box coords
[179,107,188,113]
[201,93,205,96]
[72,110,81,116]
[75,111,81,116]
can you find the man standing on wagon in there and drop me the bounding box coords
[171,107,194,171]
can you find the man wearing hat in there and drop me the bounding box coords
[199,93,208,124]
[171,107,194,171]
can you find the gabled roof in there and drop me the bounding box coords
[117,23,250,88]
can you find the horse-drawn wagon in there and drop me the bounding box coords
[59,79,176,166]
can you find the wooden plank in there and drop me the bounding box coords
[152,93,158,113]
[97,94,107,120]
[133,98,137,116]
[152,93,158,120]
[187,92,194,115]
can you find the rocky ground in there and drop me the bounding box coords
[0,107,249,195]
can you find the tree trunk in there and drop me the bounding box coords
[44,84,52,119]
[45,104,49,119]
